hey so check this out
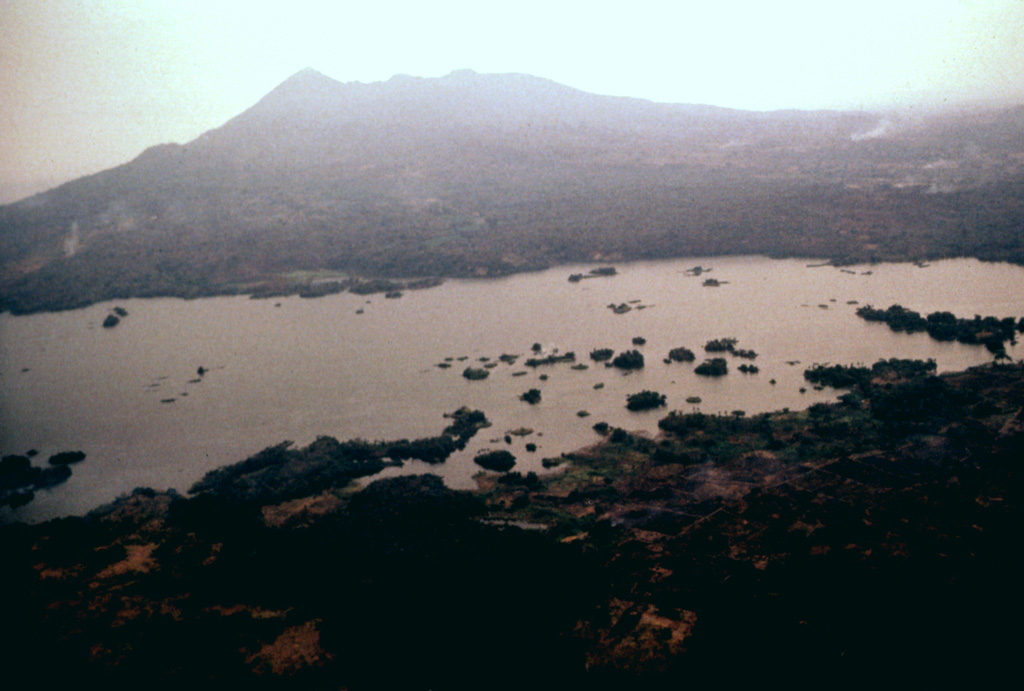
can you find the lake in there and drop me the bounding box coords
[2,256,1022,522]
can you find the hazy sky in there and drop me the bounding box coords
[2,0,1023,201]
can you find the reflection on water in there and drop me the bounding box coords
[2,256,1022,521]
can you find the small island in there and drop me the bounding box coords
[462,367,490,380]
[520,389,541,404]
[704,338,738,353]
[704,338,757,359]
[524,352,576,367]
[568,266,618,282]
[473,449,516,472]
[695,358,729,376]
[625,390,667,411]
[667,346,696,362]
[612,350,644,370]
[48,451,87,465]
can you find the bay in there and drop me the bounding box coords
[2,256,1022,522]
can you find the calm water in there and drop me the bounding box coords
[3,256,1023,521]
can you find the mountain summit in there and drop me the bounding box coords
[2,69,1023,313]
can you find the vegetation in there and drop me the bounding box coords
[702,338,756,359]
[625,390,667,411]
[48,451,86,465]
[296,281,346,298]
[520,388,541,405]
[441,407,490,441]
[611,350,644,370]
[188,408,489,505]
[568,267,617,283]
[462,367,490,380]
[694,357,728,376]
[4,363,1024,684]
[804,358,937,391]
[524,352,576,367]
[856,304,1022,355]
[5,75,1024,315]
[473,450,516,472]
[704,338,738,353]
[590,348,614,362]
[1,453,76,507]
[667,346,696,362]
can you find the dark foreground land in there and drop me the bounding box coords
[2,361,1022,688]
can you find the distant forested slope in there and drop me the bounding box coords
[2,69,1023,313]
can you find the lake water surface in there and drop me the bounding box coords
[3,256,1023,521]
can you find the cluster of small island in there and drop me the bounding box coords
[438,334,765,418]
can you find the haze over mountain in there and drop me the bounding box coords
[2,68,1023,313]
